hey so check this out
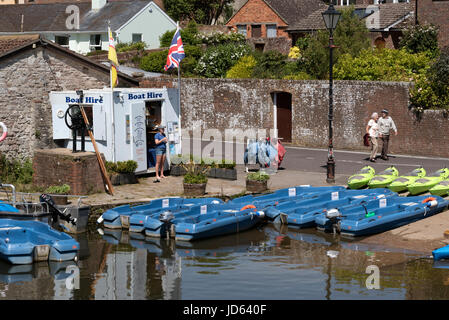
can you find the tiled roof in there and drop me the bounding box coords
[264,0,326,25]
[0,34,40,55]
[287,3,415,32]
[0,0,152,33]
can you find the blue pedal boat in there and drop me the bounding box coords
[264,188,396,228]
[172,207,265,241]
[335,195,449,237]
[128,198,225,233]
[143,202,246,237]
[432,244,449,261]
[230,185,347,209]
[100,197,223,230]
[0,219,79,265]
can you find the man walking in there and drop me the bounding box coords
[378,109,397,160]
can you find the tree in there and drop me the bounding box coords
[297,6,370,79]
[399,24,439,57]
[163,0,234,25]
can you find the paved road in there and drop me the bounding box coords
[181,139,449,176]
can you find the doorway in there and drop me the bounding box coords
[273,92,292,142]
[145,100,162,168]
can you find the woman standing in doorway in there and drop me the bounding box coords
[366,112,379,162]
[154,125,167,182]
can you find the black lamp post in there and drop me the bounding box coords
[322,3,341,184]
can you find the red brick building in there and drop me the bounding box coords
[226,0,325,53]
[417,0,449,48]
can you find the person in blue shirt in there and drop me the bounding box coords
[154,125,167,182]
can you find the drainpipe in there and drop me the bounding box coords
[415,0,419,25]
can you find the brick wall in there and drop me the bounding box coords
[32,148,106,195]
[0,46,109,161]
[140,77,449,158]
[418,0,449,48]
[226,0,290,38]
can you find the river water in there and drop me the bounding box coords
[1,224,449,300]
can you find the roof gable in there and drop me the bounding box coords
[0,35,139,86]
[227,0,324,26]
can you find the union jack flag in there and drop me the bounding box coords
[164,28,185,71]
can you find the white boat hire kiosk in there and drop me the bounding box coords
[50,87,181,174]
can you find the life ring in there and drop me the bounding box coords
[0,122,7,142]
[240,204,256,211]
[422,197,436,204]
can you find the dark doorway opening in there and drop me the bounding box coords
[273,92,292,142]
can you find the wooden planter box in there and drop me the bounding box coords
[183,183,207,196]
[213,168,237,180]
[246,179,268,193]
[110,173,138,186]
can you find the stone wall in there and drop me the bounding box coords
[0,46,109,161]
[140,77,449,158]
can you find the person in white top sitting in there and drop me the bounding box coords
[366,112,379,162]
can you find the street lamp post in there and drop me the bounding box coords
[322,3,341,184]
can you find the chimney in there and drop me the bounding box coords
[92,0,107,11]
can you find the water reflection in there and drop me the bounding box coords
[0,224,449,300]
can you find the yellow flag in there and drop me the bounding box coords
[108,27,119,88]
[111,65,118,89]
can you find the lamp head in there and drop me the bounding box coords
[322,3,341,32]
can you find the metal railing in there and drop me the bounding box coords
[0,184,88,215]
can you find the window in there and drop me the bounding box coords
[237,25,247,37]
[252,25,262,38]
[55,36,69,47]
[90,34,102,51]
[267,24,277,38]
[132,33,142,43]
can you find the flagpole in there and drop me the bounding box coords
[177,58,182,155]
[177,21,182,155]
[109,21,116,163]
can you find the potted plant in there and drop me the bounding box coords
[215,159,237,180]
[182,159,209,196]
[106,160,138,185]
[246,171,270,193]
[44,184,71,205]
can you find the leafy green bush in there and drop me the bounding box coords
[226,55,257,78]
[195,42,251,78]
[297,7,370,79]
[334,48,432,81]
[252,50,289,79]
[198,32,246,45]
[105,160,138,174]
[247,171,270,181]
[399,24,439,57]
[116,41,146,52]
[159,20,201,47]
[410,51,449,110]
[45,184,71,194]
[183,173,208,184]
[0,155,33,185]
[139,50,169,73]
